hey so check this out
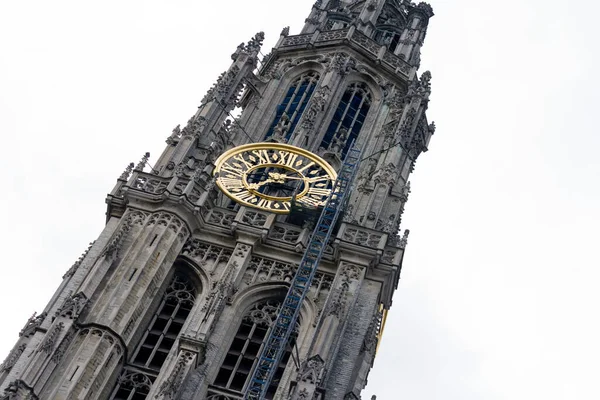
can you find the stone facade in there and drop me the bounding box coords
[0,1,435,399]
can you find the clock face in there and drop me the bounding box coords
[214,143,337,214]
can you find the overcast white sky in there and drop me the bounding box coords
[1,0,599,399]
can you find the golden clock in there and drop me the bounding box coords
[213,143,337,213]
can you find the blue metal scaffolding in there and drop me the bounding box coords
[243,145,362,399]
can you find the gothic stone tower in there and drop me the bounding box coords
[0,1,435,399]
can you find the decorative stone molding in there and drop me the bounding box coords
[298,355,326,385]
[0,344,26,373]
[135,152,150,171]
[341,227,385,248]
[50,328,75,364]
[119,162,135,181]
[19,312,46,338]
[373,163,398,187]
[0,380,38,400]
[181,239,232,268]
[156,351,195,399]
[203,208,236,228]
[268,223,304,245]
[38,322,64,355]
[62,242,95,279]
[55,292,88,320]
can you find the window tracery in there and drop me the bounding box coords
[109,271,197,400]
[320,82,372,157]
[211,300,297,399]
[265,72,320,142]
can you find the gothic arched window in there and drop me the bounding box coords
[209,300,297,399]
[109,271,197,400]
[375,29,402,53]
[264,72,320,142]
[320,82,372,158]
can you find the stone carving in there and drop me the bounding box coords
[351,30,381,56]
[298,355,325,384]
[341,263,362,280]
[373,163,398,187]
[201,265,235,316]
[417,2,435,17]
[114,370,154,398]
[317,29,349,41]
[244,301,281,327]
[329,127,348,156]
[342,227,383,248]
[241,209,269,227]
[156,351,194,399]
[119,162,135,181]
[271,112,291,142]
[19,312,46,338]
[0,380,38,400]
[243,256,295,286]
[0,344,26,373]
[206,208,236,228]
[181,239,232,266]
[381,214,396,233]
[297,388,310,400]
[38,322,64,355]
[326,264,361,318]
[399,107,417,146]
[268,224,302,244]
[50,328,75,364]
[362,308,383,353]
[281,26,290,37]
[281,34,313,47]
[63,241,94,279]
[329,52,354,75]
[399,229,410,249]
[381,248,398,264]
[174,162,186,178]
[301,86,329,131]
[165,124,181,145]
[55,292,88,320]
[135,152,150,171]
[103,215,134,258]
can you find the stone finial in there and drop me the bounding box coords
[399,229,410,249]
[135,152,150,171]
[416,2,434,17]
[280,26,290,37]
[429,121,436,134]
[245,32,265,55]
[166,124,181,144]
[119,162,135,181]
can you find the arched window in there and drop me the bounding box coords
[375,29,402,53]
[320,83,372,158]
[110,271,197,400]
[265,72,320,142]
[209,300,297,399]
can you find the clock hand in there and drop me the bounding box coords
[278,175,330,183]
[247,178,274,190]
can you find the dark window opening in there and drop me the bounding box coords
[212,300,298,399]
[376,29,402,53]
[320,82,372,158]
[264,72,320,142]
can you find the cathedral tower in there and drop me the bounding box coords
[0,1,435,399]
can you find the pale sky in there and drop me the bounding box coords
[1,1,599,399]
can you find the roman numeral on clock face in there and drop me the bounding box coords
[218,177,244,189]
[307,187,331,198]
[234,190,256,203]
